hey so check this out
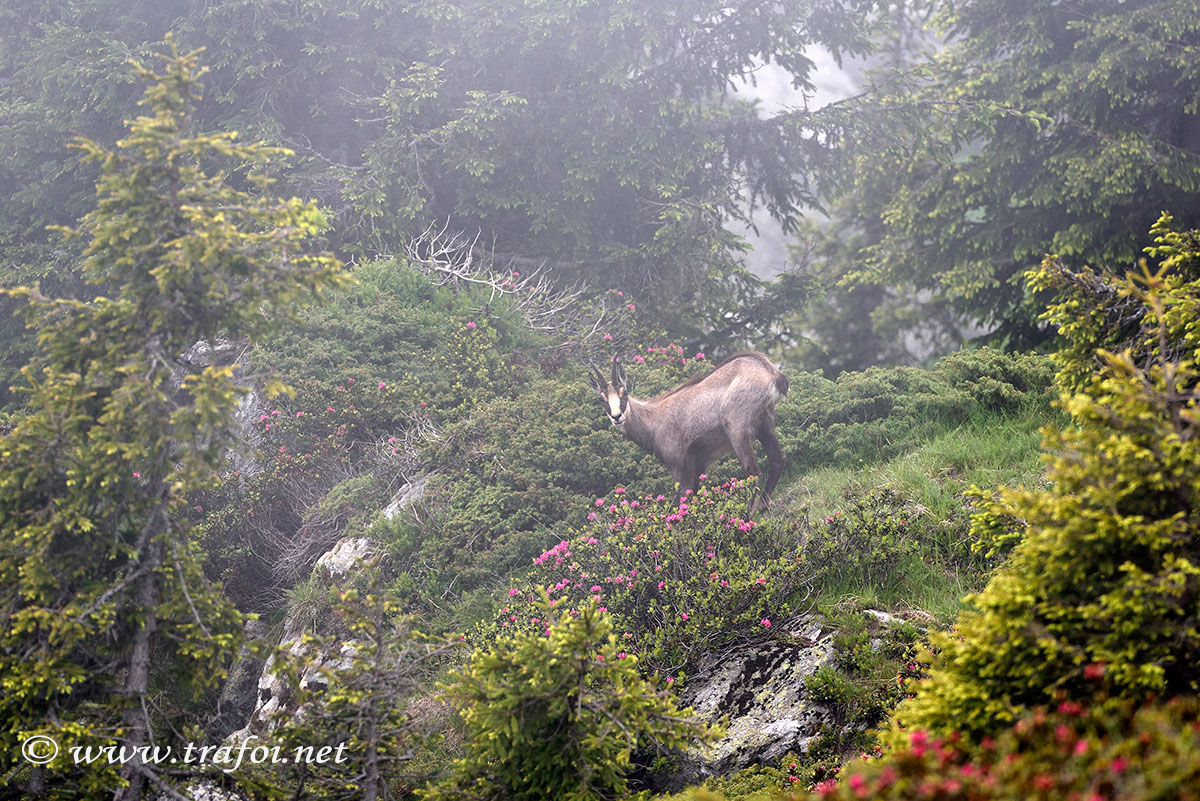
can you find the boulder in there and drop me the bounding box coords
[666,615,836,785]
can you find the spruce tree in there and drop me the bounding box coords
[0,40,344,799]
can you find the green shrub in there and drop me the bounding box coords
[892,217,1200,738]
[374,347,718,612]
[260,577,453,801]
[776,349,1054,473]
[197,377,413,609]
[251,258,545,404]
[421,599,717,801]
[802,698,1200,801]
[470,478,809,675]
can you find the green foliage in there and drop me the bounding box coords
[1,0,880,356]
[801,698,1200,801]
[805,0,1200,363]
[1028,212,1200,393]
[197,376,420,609]
[777,349,1054,471]
[257,574,451,801]
[891,218,1200,739]
[0,42,343,798]
[472,478,806,676]
[250,257,546,406]
[372,345,711,612]
[422,599,717,801]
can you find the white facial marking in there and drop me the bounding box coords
[607,393,622,420]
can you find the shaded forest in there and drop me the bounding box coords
[2,2,1199,800]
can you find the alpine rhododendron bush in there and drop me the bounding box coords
[788,699,1200,801]
[473,477,803,675]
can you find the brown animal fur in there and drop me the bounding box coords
[589,352,788,506]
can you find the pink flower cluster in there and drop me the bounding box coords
[533,539,572,566]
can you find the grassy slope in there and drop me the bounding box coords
[775,405,1054,621]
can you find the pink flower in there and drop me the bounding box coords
[681,612,689,621]
[259,414,268,421]
[587,512,597,520]
[614,487,625,494]
[466,321,476,329]
[348,378,355,383]
[508,588,519,597]
[296,411,304,417]
[633,355,645,363]
[603,333,612,341]
[617,652,626,659]
[696,353,705,360]
[760,618,771,628]
[271,410,280,416]
[595,498,605,506]
[666,676,674,684]
[657,581,665,589]
[591,585,601,592]
[327,406,335,412]
[378,382,386,389]
[132,472,141,478]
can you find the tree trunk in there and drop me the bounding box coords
[114,515,166,801]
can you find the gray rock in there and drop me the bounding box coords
[314,537,377,579]
[229,537,375,741]
[382,473,433,520]
[209,619,271,740]
[669,615,836,783]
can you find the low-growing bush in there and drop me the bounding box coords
[375,346,727,610]
[663,698,1200,801]
[804,698,1200,801]
[893,220,1200,738]
[197,376,416,609]
[470,477,808,676]
[422,600,717,801]
[777,349,1054,472]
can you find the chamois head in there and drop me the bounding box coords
[588,358,630,426]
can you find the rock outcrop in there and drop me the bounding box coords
[221,475,432,740]
[664,614,837,787]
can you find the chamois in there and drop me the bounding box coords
[589,352,789,506]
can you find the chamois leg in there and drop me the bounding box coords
[671,459,700,499]
[729,427,761,486]
[759,422,785,503]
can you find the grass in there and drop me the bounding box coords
[773,404,1062,625]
